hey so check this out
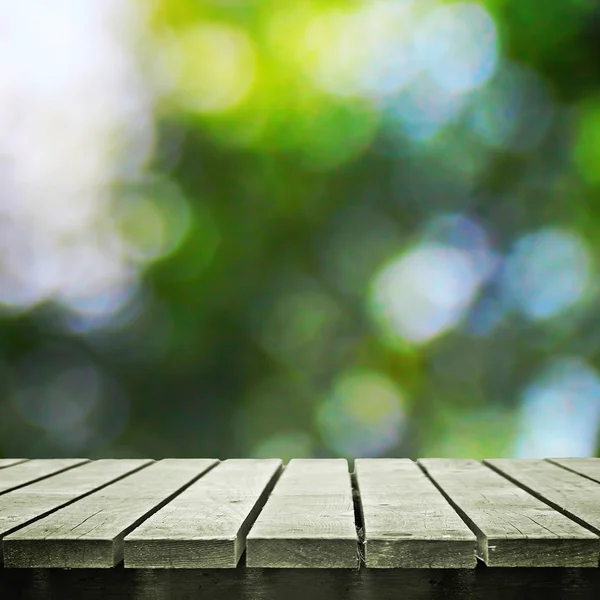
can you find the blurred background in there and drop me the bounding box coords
[1,0,600,461]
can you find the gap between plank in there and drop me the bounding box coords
[545,459,600,485]
[0,461,154,549]
[238,548,247,568]
[240,461,286,552]
[0,460,28,471]
[483,460,600,536]
[416,460,486,564]
[0,461,89,497]
[111,460,222,562]
[350,467,365,571]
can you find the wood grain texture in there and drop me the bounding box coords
[0,459,89,495]
[123,459,282,568]
[486,459,600,540]
[0,460,27,470]
[2,459,217,568]
[0,460,151,562]
[419,459,599,567]
[355,458,477,568]
[547,458,600,485]
[246,458,358,568]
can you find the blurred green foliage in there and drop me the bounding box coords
[1,0,600,461]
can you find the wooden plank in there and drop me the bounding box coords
[355,458,477,568]
[547,458,600,485]
[418,459,599,567]
[246,458,358,568]
[0,459,151,562]
[2,459,218,568]
[0,459,89,495]
[124,458,282,568]
[0,460,27,470]
[485,458,600,540]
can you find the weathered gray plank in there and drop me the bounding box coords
[547,458,600,485]
[485,458,600,541]
[0,459,89,495]
[2,459,218,568]
[0,459,151,562]
[0,459,27,470]
[124,459,282,568]
[356,458,477,568]
[246,459,358,568]
[419,459,599,567]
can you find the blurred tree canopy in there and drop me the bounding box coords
[1,0,600,461]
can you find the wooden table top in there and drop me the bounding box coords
[0,457,599,570]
